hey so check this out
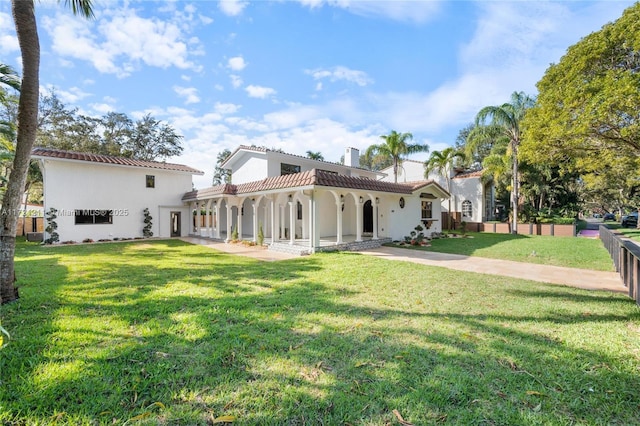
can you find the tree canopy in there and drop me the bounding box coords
[475,92,535,232]
[365,130,428,182]
[521,3,640,170]
[36,93,183,161]
[212,148,232,186]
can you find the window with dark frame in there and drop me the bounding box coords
[74,210,113,225]
[297,201,302,220]
[280,163,301,176]
[146,175,155,188]
[462,200,473,218]
[421,201,433,220]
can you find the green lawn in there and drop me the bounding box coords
[1,240,639,425]
[610,225,640,243]
[393,232,615,271]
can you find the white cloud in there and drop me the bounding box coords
[199,14,214,25]
[47,86,91,104]
[0,12,18,54]
[245,85,276,99]
[173,86,201,104]
[90,103,116,114]
[296,0,441,23]
[306,66,373,87]
[219,0,248,16]
[214,102,241,114]
[227,56,247,71]
[230,74,243,88]
[43,7,201,78]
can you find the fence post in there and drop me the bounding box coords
[625,247,635,298]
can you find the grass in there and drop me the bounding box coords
[609,224,640,243]
[391,232,615,271]
[1,239,638,425]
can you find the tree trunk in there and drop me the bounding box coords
[0,0,40,305]
[393,158,398,183]
[511,142,519,235]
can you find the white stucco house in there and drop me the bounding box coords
[32,148,204,242]
[380,159,495,227]
[33,146,450,254]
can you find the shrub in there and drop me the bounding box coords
[44,208,59,244]
[257,222,264,246]
[231,225,239,241]
[143,208,153,238]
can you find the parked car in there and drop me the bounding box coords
[603,213,616,221]
[621,211,638,228]
[593,213,602,218]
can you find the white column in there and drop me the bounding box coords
[237,203,243,240]
[289,200,295,245]
[189,202,195,235]
[356,197,363,242]
[263,204,268,242]
[195,202,201,237]
[270,199,276,244]
[336,199,343,244]
[252,200,258,242]
[206,200,213,238]
[309,197,314,249]
[279,204,285,239]
[312,193,320,249]
[225,204,232,242]
[214,202,221,239]
[373,200,379,240]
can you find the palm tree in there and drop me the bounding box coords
[1,0,94,305]
[475,91,535,234]
[366,130,428,183]
[424,147,465,229]
[306,150,324,161]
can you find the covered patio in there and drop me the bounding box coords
[182,168,446,254]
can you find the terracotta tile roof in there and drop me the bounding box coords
[31,147,204,175]
[182,169,444,201]
[453,169,484,179]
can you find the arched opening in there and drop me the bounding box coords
[363,200,373,234]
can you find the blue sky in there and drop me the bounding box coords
[0,0,634,188]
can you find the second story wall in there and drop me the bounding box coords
[230,152,269,184]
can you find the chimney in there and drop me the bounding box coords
[344,147,360,168]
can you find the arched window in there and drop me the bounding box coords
[462,200,473,218]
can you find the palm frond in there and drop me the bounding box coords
[62,0,95,18]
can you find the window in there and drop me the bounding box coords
[281,163,301,176]
[462,200,473,218]
[146,175,155,188]
[297,201,302,220]
[74,210,113,225]
[421,201,432,220]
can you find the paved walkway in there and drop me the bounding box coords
[181,237,626,293]
[358,246,627,293]
[180,237,297,262]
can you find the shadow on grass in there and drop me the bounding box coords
[2,240,639,425]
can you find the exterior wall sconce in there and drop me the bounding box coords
[375,197,379,204]
[359,196,363,203]
[288,194,293,201]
